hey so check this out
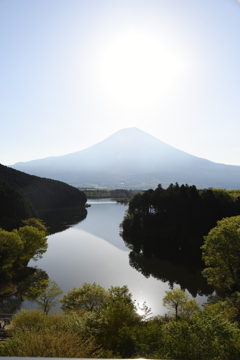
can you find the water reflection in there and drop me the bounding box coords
[2,200,212,315]
[0,268,48,313]
[129,252,212,298]
[122,226,213,298]
[73,199,127,251]
[0,207,87,313]
[38,207,87,235]
[25,227,172,315]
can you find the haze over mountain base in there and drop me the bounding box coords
[11,128,240,190]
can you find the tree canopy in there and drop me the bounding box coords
[24,279,63,315]
[60,283,143,353]
[119,184,240,299]
[3,288,240,359]
[163,288,200,320]
[202,215,240,297]
[0,221,48,279]
[121,183,240,268]
[61,282,108,312]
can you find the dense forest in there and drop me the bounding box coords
[121,183,240,270]
[0,183,38,230]
[0,164,87,230]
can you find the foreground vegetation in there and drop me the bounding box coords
[1,283,240,359]
[2,184,240,358]
[2,212,240,359]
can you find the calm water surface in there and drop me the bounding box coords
[25,199,207,315]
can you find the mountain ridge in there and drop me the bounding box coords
[13,127,207,165]
[10,128,240,189]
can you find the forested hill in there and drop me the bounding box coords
[121,183,240,268]
[0,164,86,229]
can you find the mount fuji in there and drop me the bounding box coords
[10,128,240,189]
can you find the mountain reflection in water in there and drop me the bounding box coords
[1,200,212,315]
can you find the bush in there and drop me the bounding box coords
[2,309,101,358]
[2,328,100,358]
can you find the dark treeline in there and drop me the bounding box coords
[0,164,87,230]
[121,183,240,269]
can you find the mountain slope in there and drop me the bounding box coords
[0,183,38,230]
[0,164,87,212]
[11,127,240,189]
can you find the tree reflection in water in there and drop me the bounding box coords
[0,208,87,313]
[38,207,87,235]
[120,184,240,299]
[128,251,213,298]
[0,268,48,313]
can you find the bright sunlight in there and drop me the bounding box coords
[99,30,189,111]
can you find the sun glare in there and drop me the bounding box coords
[136,308,145,316]
[99,31,188,111]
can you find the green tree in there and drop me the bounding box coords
[21,218,47,232]
[99,285,141,352]
[101,285,140,329]
[61,282,108,312]
[0,229,23,277]
[163,288,200,320]
[202,215,240,296]
[61,283,144,355]
[0,225,48,279]
[116,321,164,358]
[204,297,239,322]
[16,225,48,263]
[23,279,63,315]
[163,312,240,360]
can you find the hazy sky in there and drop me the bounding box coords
[1,0,240,166]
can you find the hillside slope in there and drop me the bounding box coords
[0,164,87,229]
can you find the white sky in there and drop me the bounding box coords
[1,0,240,166]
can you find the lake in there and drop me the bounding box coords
[23,199,209,316]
